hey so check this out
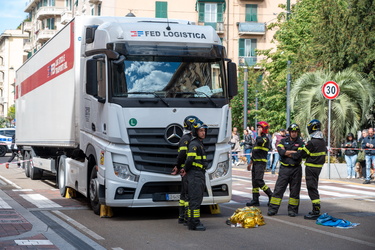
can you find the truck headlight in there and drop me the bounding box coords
[209,160,229,180]
[113,163,139,182]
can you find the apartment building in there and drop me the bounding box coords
[22,0,295,65]
[0,30,28,118]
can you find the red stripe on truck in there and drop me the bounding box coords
[18,22,75,98]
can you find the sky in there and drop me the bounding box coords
[0,0,29,34]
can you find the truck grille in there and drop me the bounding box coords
[127,127,218,174]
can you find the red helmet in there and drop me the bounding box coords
[256,121,269,134]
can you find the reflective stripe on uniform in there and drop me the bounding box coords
[312,199,320,204]
[253,146,269,152]
[261,184,269,191]
[289,197,299,206]
[305,163,324,168]
[252,188,260,193]
[253,159,267,162]
[280,162,296,167]
[178,146,188,152]
[270,197,282,205]
[193,209,200,218]
[192,162,204,169]
[195,156,207,160]
[310,152,326,157]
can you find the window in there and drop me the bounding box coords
[46,18,55,29]
[245,4,258,22]
[198,2,224,24]
[65,0,72,10]
[155,2,168,18]
[205,4,217,22]
[239,38,257,66]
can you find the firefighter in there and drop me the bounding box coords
[171,115,200,225]
[292,119,327,220]
[184,120,208,231]
[246,121,273,207]
[268,123,304,217]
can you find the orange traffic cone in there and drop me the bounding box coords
[5,162,9,169]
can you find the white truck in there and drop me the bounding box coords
[15,16,237,215]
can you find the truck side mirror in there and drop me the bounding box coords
[227,62,238,98]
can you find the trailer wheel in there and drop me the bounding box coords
[0,145,7,157]
[58,156,67,197]
[89,166,100,215]
[24,151,31,177]
[30,156,43,180]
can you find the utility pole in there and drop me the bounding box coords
[287,0,291,20]
[286,60,291,128]
[243,68,248,130]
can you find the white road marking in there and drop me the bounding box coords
[15,240,53,246]
[20,194,62,208]
[0,197,11,209]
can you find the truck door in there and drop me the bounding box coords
[85,56,107,136]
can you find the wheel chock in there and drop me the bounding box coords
[210,204,221,214]
[65,188,76,199]
[100,205,113,218]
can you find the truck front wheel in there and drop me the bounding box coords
[89,166,100,215]
[24,151,31,177]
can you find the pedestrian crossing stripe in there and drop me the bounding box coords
[15,240,53,246]
[0,197,11,209]
[19,194,62,208]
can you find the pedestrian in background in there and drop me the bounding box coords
[231,127,241,166]
[270,128,287,174]
[343,133,358,179]
[361,127,375,184]
[292,119,327,220]
[358,129,368,179]
[6,134,21,169]
[246,121,273,207]
[243,128,254,167]
[268,123,304,217]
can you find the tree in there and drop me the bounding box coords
[290,68,375,146]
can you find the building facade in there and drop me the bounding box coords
[0,30,28,119]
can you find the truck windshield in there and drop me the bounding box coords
[112,60,225,99]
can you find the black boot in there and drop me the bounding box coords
[265,188,273,207]
[246,193,260,206]
[178,206,185,224]
[188,218,206,231]
[304,204,321,220]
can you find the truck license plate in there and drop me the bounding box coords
[166,194,180,201]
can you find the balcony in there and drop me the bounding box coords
[23,41,32,52]
[89,0,102,3]
[36,7,65,20]
[61,10,73,24]
[239,56,257,67]
[238,22,266,35]
[198,22,225,34]
[24,0,38,12]
[23,21,32,32]
[35,29,57,43]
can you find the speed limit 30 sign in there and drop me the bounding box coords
[322,81,340,99]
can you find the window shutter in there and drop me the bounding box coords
[156,2,168,18]
[198,3,205,22]
[217,3,223,22]
[251,39,257,56]
[239,39,245,57]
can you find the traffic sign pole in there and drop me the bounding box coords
[322,81,340,179]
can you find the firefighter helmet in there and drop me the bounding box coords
[183,115,199,131]
[307,119,321,135]
[288,123,300,133]
[256,121,269,134]
[192,120,208,138]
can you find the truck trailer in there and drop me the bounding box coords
[15,16,237,215]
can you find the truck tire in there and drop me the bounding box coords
[0,145,7,157]
[29,156,43,180]
[24,151,31,177]
[89,166,100,215]
[58,156,67,197]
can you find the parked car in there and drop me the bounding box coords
[0,128,15,157]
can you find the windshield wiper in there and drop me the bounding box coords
[127,92,170,107]
[168,91,218,107]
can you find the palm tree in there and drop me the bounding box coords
[290,68,375,146]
